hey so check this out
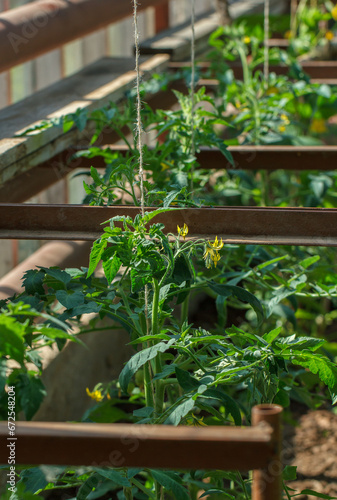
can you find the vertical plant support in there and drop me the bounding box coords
[264,0,270,85]
[252,404,283,500]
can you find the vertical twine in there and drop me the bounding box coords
[133,0,145,217]
[264,0,270,85]
[190,0,196,191]
[133,0,151,353]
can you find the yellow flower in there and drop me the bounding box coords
[211,236,224,251]
[278,125,286,133]
[332,5,337,21]
[266,86,279,95]
[310,118,327,134]
[325,30,334,41]
[243,36,251,44]
[177,223,188,240]
[280,114,290,126]
[186,413,207,427]
[161,162,171,171]
[203,236,223,268]
[284,30,292,40]
[86,387,104,402]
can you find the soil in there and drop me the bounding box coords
[285,409,337,499]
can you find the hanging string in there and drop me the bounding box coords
[190,0,196,191]
[264,0,270,85]
[132,0,156,408]
[133,0,145,217]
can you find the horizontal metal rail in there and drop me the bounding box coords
[0,405,283,500]
[57,145,337,171]
[6,143,337,203]
[2,204,337,246]
[0,421,272,470]
[170,60,337,80]
[0,0,168,73]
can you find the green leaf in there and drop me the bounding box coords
[20,467,48,494]
[0,360,7,393]
[0,316,25,364]
[291,353,337,402]
[102,252,121,284]
[199,490,234,499]
[164,397,195,425]
[22,269,45,295]
[203,388,241,425]
[299,255,320,269]
[175,367,200,392]
[150,470,189,500]
[88,239,108,278]
[263,327,282,344]
[283,465,297,481]
[18,374,46,420]
[37,326,83,344]
[94,468,131,487]
[90,166,102,185]
[299,491,337,499]
[77,473,100,500]
[119,339,175,393]
[55,290,85,309]
[208,282,264,325]
[40,267,72,286]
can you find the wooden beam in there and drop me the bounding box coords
[0,55,169,188]
[0,0,169,73]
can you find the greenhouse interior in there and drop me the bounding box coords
[1,0,337,498]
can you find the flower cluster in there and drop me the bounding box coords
[86,387,104,402]
[203,236,224,268]
[310,118,327,134]
[177,223,188,240]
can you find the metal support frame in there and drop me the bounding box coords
[2,144,337,203]
[1,204,337,246]
[170,61,337,80]
[0,404,283,499]
[154,0,170,34]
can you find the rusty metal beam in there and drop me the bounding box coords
[155,1,170,34]
[170,61,337,80]
[0,0,168,73]
[0,407,280,470]
[2,204,337,246]
[2,145,337,203]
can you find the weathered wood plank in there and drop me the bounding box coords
[0,54,169,185]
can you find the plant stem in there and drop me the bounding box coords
[152,278,165,415]
[181,293,190,326]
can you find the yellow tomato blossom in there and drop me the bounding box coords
[332,5,337,20]
[310,118,327,134]
[203,236,224,269]
[266,86,279,95]
[281,114,290,124]
[177,223,188,240]
[187,414,207,427]
[86,387,104,402]
[278,125,286,133]
[325,31,334,41]
[243,36,251,44]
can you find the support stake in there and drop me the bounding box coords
[252,404,283,500]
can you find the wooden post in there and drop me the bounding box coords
[252,404,283,500]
